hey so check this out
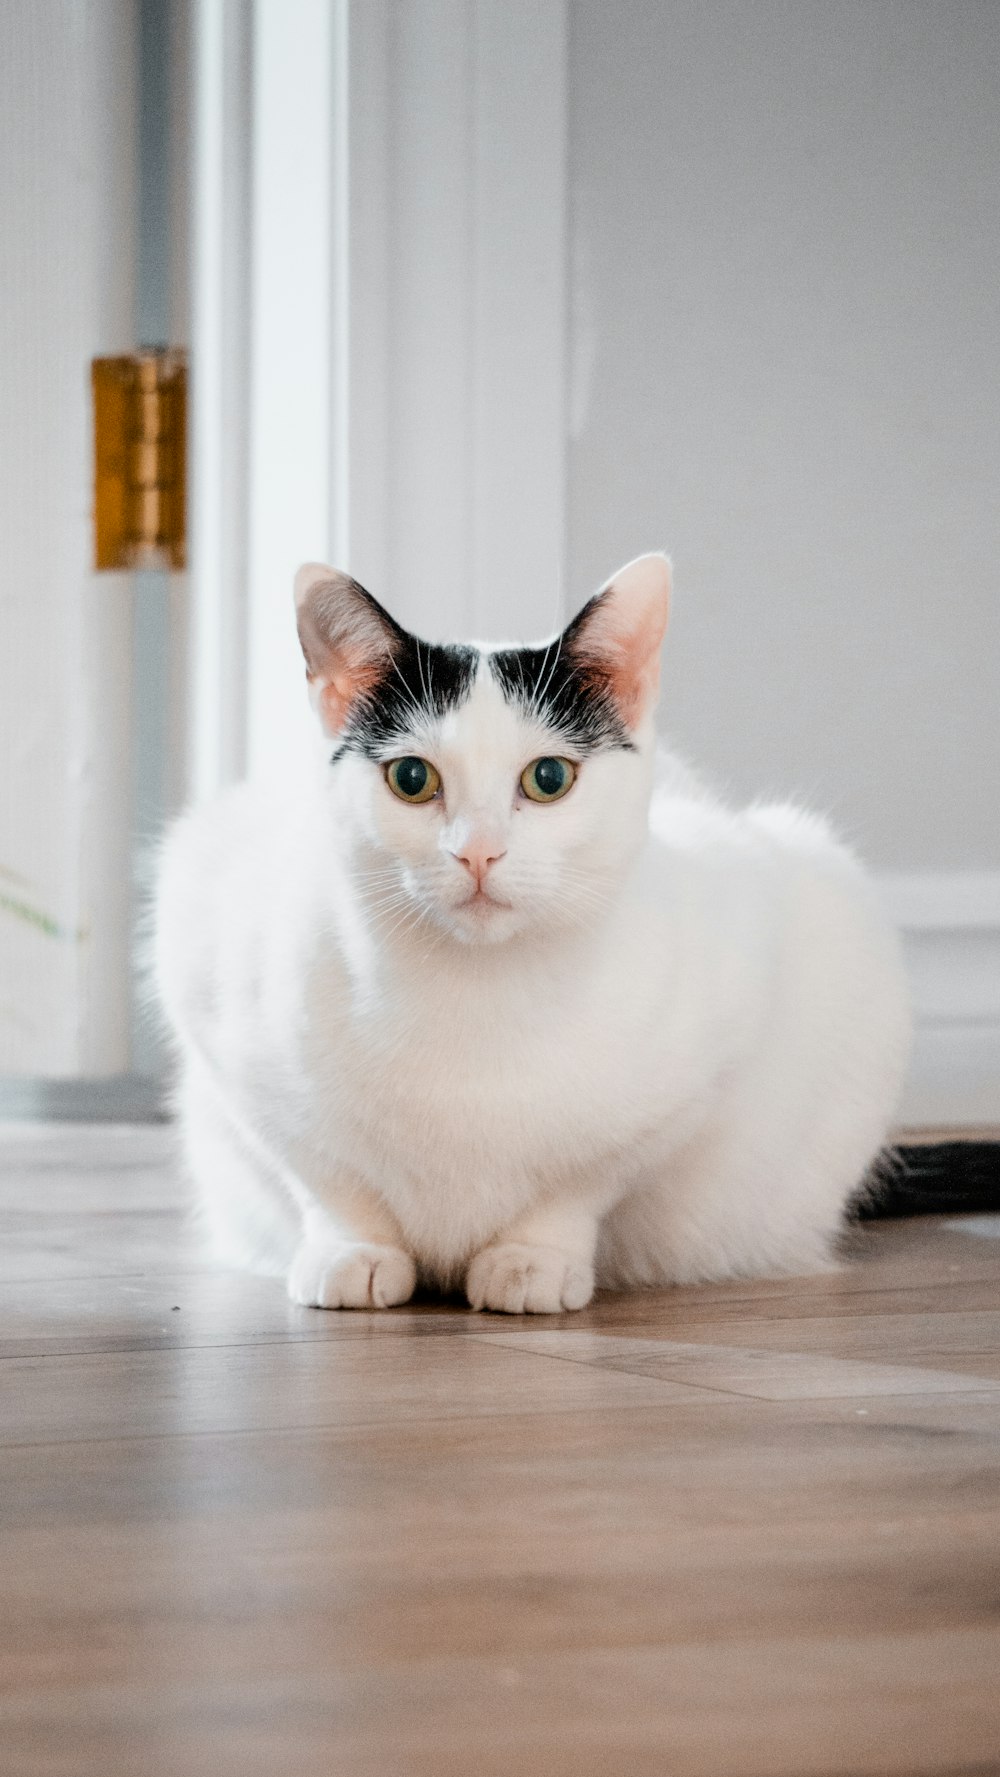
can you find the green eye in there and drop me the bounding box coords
[386,756,441,803]
[520,756,576,803]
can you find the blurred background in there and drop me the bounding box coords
[1,0,997,1125]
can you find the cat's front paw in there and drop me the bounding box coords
[288,1239,416,1310]
[466,1242,593,1314]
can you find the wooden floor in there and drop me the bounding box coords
[2,1125,1000,1777]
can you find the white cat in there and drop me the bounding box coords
[154,554,910,1313]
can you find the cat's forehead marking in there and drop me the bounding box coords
[338,634,479,759]
[487,633,633,754]
[334,615,634,762]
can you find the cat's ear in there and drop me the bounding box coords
[566,553,671,727]
[294,563,403,735]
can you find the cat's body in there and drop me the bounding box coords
[155,556,910,1312]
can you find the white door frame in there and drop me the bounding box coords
[189,0,569,794]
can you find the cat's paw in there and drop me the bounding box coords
[288,1239,417,1310]
[465,1243,593,1314]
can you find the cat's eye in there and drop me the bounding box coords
[385,756,441,803]
[520,757,577,803]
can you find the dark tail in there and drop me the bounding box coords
[855,1141,999,1220]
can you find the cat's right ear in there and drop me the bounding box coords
[294,564,403,735]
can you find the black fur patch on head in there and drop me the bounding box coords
[489,595,635,753]
[335,625,479,761]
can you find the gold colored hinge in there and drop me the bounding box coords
[92,351,187,570]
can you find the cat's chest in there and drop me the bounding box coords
[302,952,666,1178]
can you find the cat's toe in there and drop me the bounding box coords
[288,1240,416,1309]
[466,1242,593,1314]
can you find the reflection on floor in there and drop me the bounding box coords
[2,1122,999,1777]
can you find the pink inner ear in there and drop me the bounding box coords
[294,565,397,737]
[313,655,382,735]
[580,555,671,726]
[602,602,666,724]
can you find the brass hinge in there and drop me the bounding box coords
[92,351,187,570]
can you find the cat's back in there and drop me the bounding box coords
[644,756,900,997]
[648,749,867,897]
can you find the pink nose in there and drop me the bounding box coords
[452,842,507,886]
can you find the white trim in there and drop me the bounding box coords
[897,927,1000,1027]
[0,1076,166,1123]
[189,0,252,802]
[899,1021,1000,1130]
[878,871,1000,1126]
[345,0,390,596]
[330,0,351,569]
[880,870,1000,932]
[244,0,346,780]
[190,0,346,791]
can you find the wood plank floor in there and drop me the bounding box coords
[1,1123,999,1777]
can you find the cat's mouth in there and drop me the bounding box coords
[458,887,513,913]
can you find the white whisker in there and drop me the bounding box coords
[531,622,564,722]
[414,635,432,711]
[386,651,427,731]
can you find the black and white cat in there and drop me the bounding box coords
[154,555,910,1312]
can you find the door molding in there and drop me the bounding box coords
[880,871,1000,1125]
[188,0,570,797]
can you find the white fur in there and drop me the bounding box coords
[154,582,910,1313]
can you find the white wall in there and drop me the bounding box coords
[567,0,1000,875]
[566,0,1000,1123]
[0,0,138,1077]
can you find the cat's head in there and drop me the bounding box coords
[295,555,670,945]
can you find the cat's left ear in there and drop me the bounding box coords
[294,563,404,735]
[567,552,671,727]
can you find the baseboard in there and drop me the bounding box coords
[880,871,1000,1128]
[897,1020,1000,1128]
[0,1075,167,1122]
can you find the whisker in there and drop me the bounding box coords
[385,654,428,733]
[414,635,432,712]
[531,625,565,721]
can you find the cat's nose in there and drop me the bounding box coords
[452,842,507,886]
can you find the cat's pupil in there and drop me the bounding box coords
[534,757,566,797]
[396,757,428,797]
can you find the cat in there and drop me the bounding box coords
[153,553,911,1313]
